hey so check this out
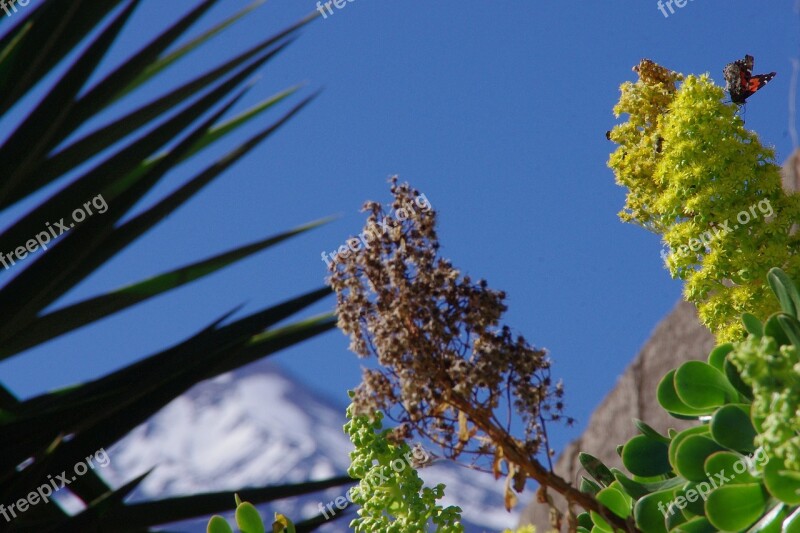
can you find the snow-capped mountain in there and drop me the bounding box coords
[102,359,521,532]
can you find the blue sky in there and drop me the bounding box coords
[1,0,798,464]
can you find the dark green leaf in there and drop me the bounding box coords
[2,218,330,357]
[0,1,124,115]
[0,0,140,205]
[634,419,671,444]
[578,452,615,487]
[101,477,353,529]
[623,435,672,477]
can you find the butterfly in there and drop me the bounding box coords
[723,54,776,104]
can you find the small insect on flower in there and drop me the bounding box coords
[723,54,776,104]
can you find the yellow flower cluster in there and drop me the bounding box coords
[608,59,800,340]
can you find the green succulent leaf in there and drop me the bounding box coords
[668,426,711,471]
[657,369,709,417]
[623,435,672,477]
[236,501,265,533]
[763,456,800,504]
[673,481,707,516]
[708,343,735,372]
[633,489,679,533]
[710,404,757,453]
[673,516,715,533]
[768,268,800,319]
[590,485,632,530]
[674,361,738,410]
[705,483,768,531]
[673,435,725,482]
[208,515,235,533]
[703,451,758,485]
[665,501,689,531]
[742,313,765,337]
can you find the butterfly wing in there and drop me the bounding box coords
[747,72,776,93]
[733,72,777,103]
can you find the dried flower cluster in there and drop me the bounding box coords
[632,58,682,90]
[328,177,570,491]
